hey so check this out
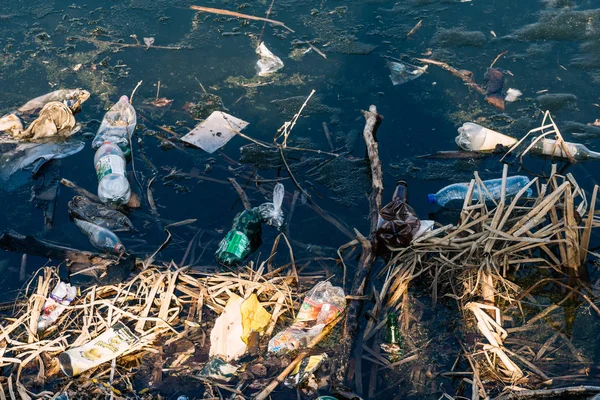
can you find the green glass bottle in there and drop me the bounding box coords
[381,313,403,356]
[215,208,262,266]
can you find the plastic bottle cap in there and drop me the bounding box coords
[427,194,437,204]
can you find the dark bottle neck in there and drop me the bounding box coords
[393,180,408,203]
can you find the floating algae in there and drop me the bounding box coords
[512,9,600,41]
[314,157,369,207]
[431,27,486,48]
[270,95,341,119]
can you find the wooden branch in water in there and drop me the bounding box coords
[495,385,600,400]
[332,105,383,394]
[60,178,101,203]
[190,5,295,32]
[228,178,251,210]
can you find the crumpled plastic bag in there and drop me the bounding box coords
[375,197,421,250]
[256,42,284,77]
[387,61,427,86]
[17,88,90,115]
[6,102,78,141]
[258,183,285,227]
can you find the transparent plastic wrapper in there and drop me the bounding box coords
[455,122,517,152]
[37,281,77,332]
[284,354,328,388]
[258,183,285,227]
[268,281,346,354]
[387,61,427,86]
[256,42,284,77]
[505,88,522,102]
[181,111,249,154]
[58,322,138,377]
[92,95,137,158]
[17,88,90,115]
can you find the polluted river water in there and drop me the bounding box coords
[1,0,600,399]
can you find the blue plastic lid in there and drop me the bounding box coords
[427,193,437,204]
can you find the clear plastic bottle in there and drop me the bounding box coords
[428,176,532,208]
[456,122,517,152]
[92,95,136,158]
[74,218,125,255]
[94,142,131,206]
[530,137,600,161]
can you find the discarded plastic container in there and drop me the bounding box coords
[284,353,328,388]
[216,184,285,265]
[268,281,345,354]
[94,142,131,206]
[530,137,600,161]
[92,95,136,158]
[37,281,77,332]
[380,313,403,355]
[215,208,262,266]
[455,123,517,152]
[74,218,125,255]
[428,176,532,208]
[375,181,421,250]
[58,321,138,377]
[68,195,134,232]
[258,183,285,227]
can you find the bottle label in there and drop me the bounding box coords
[95,155,125,181]
[219,230,249,258]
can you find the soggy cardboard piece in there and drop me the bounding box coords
[181,111,249,154]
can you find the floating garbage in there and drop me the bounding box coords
[58,321,138,377]
[284,353,328,388]
[484,67,505,110]
[68,195,134,232]
[504,88,522,102]
[455,122,517,152]
[380,313,403,357]
[268,281,346,354]
[73,218,125,255]
[37,281,77,333]
[428,176,532,208]
[530,137,600,161]
[375,181,421,251]
[387,61,427,86]
[94,142,131,205]
[215,184,285,266]
[92,95,137,158]
[256,42,284,76]
[181,111,249,154]
[0,140,85,191]
[17,88,90,115]
[10,102,79,141]
[198,356,239,382]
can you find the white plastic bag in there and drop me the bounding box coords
[259,183,285,227]
[256,42,284,77]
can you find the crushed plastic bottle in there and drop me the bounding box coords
[258,183,285,227]
[455,122,517,152]
[375,181,421,251]
[428,176,532,208]
[530,137,600,161]
[92,95,136,158]
[94,142,131,206]
[268,281,346,354]
[73,218,125,255]
[38,281,77,332]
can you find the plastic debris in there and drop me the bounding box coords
[284,353,328,388]
[240,293,272,344]
[92,95,137,158]
[456,122,517,152]
[58,322,138,377]
[11,102,78,141]
[94,142,131,205]
[17,88,90,115]
[268,281,346,354]
[181,111,249,154]
[375,181,421,251]
[505,88,522,102]
[380,313,403,357]
[530,137,600,161]
[258,183,285,227]
[0,141,85,190]
[37,281,77,333]
[74,218,125,255]
[68,195,134,232]
[198,356,239,382]
[256,42,284,77]
[387,61,428,85]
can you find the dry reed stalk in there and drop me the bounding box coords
[190,5,294,32]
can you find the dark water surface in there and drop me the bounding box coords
[2,0,600,398]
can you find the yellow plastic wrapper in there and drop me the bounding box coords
[240,293,271,344]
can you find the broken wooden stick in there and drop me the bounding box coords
[190,5,295,32]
